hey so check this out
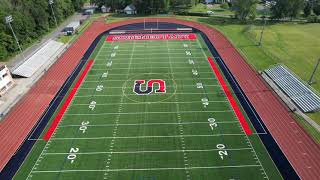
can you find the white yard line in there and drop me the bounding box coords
[43,148,253,155]
[64,110,233,116]
[86,72,214,76]
[93,56,204,61]
[49,134,247,140]
[71,100,228,106]
[58,121,238,127]
[31,164,262,173]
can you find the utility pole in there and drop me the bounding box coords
[5,15,25,61]
[308,58,320,85]
[259,1,276,46]
[49,0,58,28]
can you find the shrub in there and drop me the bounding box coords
[307,15,319,23]
[221,3,229,9]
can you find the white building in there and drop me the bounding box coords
[124,4,137,15]
[0,63,14,97]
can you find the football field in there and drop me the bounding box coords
[16,33,282,180]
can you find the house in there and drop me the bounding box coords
[0,63,14,97]
[124,4,137,15]
[101,5,111,13]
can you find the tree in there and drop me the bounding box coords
[314,2,320,15]
[304,1,312,17]
[271,0,304,20]
[233,0,258,20]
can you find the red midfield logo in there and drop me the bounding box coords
[133,79,166,95]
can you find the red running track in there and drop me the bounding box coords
[0,18,319,180]
[43,60,93,141]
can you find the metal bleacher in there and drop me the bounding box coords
[265,65,320,113]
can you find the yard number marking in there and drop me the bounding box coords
[89,101,96,110]
[102,71,108,78]
[114,45,119,50]
[202,98,209,108]
[96,85,103,92]
[196,83,203,89]
[79,121,90,133]
[192,69,198,76]
[67,147,79,164]
[111,52,116,57]
[188,59,195,65]
[183,44,188,48]
[107,61,112,67]
[186,51,191,56]
[208,118,218,130]
[216,144,228,160]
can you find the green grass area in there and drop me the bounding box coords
[188,3,233,15]
[15,34,282,179]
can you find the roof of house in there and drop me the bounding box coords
[124,4,136,11]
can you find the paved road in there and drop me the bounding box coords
[7,13,88,70]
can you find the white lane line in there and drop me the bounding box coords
[31,164,262,173]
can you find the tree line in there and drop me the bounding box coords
[233,0,320,21]
[0,0,86,61]
[90,0,200,14]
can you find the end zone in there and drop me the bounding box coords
[106,33,197,42]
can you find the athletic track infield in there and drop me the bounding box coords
[0,18,319,180]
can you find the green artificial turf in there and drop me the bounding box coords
[15,34,282,180]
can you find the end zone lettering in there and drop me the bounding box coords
[106,33,197,41]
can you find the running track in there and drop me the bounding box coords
[0,17,319,179]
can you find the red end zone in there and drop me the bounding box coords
[106,33,197,41]
[43,60,94,141]
[207,57,252,135]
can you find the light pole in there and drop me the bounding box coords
[258,1,275,46]
[5,15,25,61]
[308,58,320,85]
[49,0,58,28]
